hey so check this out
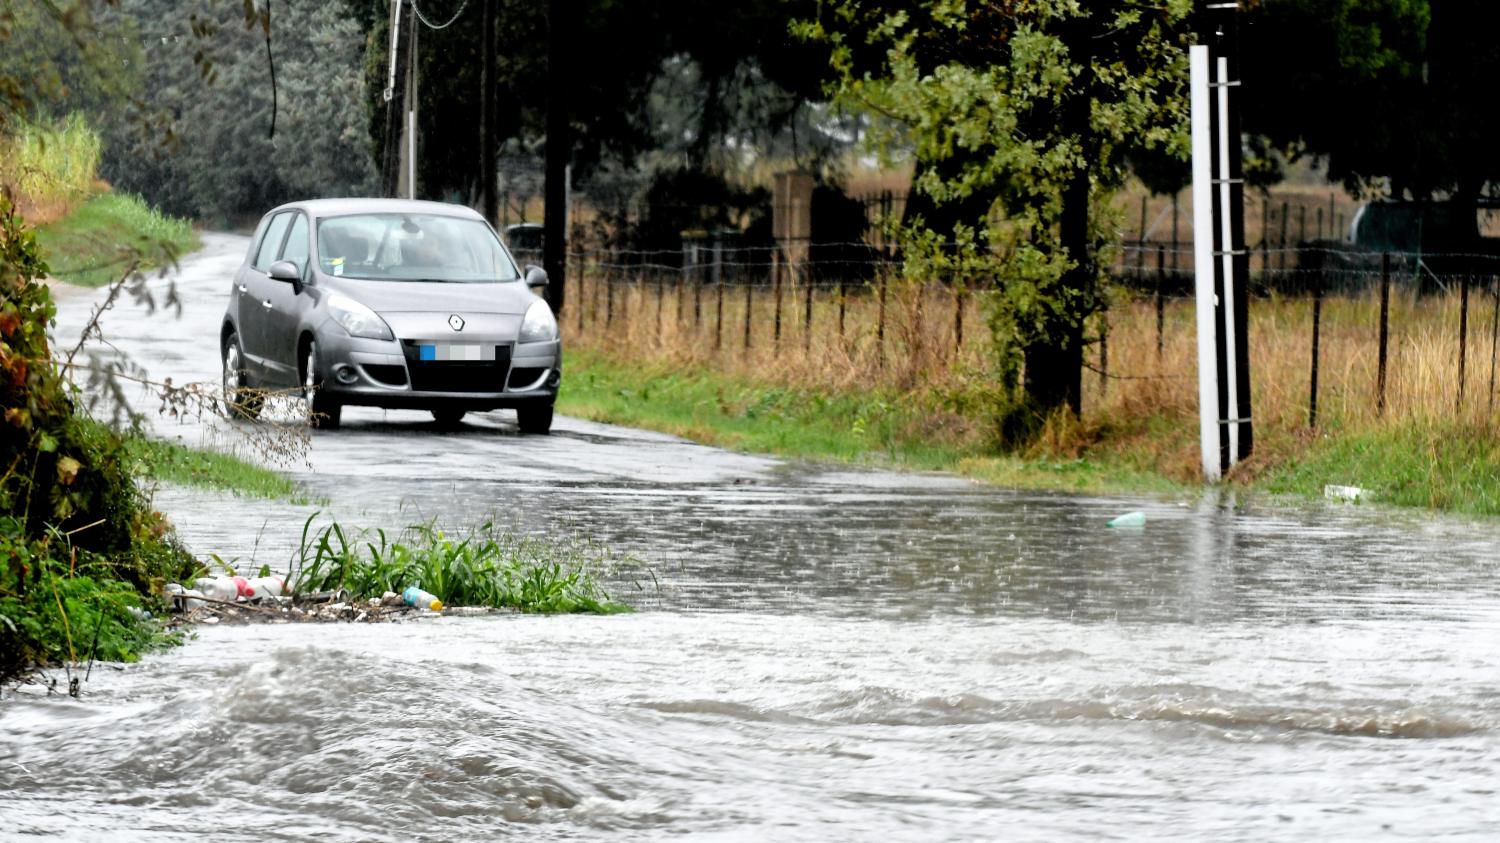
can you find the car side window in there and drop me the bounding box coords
[253,212,293,271]
[279,213,309,277]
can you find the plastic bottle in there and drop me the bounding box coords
[195,576,241,603]
[1107,511,1147,528]
[246,575,285,599]
[167,584,206,611]
[402,586,444,611]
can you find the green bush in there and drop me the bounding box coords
[1,194,196,682]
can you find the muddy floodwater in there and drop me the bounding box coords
[5,236,1500,840]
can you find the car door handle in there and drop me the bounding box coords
[261,299,274,309]
[238,284,248,293]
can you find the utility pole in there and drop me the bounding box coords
[479,0,497,225]
[405,4,418,200]
[381,0,406,197]
[542,0,569,314]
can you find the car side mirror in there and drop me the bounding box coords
[268,260,303,294]
[524,265,548,293]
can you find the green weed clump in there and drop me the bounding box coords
[36,192,198,287]
[289,516,631,614]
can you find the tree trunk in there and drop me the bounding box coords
[1022,29,1093,417]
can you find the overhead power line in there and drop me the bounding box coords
[412,0,468,30]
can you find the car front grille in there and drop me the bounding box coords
[401,341,512,393]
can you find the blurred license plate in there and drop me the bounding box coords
[418,344,494,362]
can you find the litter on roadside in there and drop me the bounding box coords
[158,576,500,626]
[1107,511,1147,529]
[1324,485,1369,503]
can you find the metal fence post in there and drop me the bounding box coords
[714,280,724,352]
[1459,273,1471,408]
[1309,271,1322,428]
[954,285,965,356]
[605,270,615,329]
[1156,244,1166,360]
[1099,314,1109,395]
[803,271,813,352]
[655,276,665,341]
[838,277,847,339]
[1377,252,1390,414]
[743,280,753,351]
[574,247,585,333]
[773,250,784,345]
[1490,276,1499,412]
[1279,200,1289,272]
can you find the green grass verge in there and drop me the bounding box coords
[36,193,199,287]
[125,435,311,504]
[558,349,1194,497]
[1260,420,1500,517]
[561,350,1500,517]
[559,349,971,467]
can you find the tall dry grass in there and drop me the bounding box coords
[567,263,988,396]
[0,113,103,224]
[567,258,1498,471]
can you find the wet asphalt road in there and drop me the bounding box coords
[14,234,1500,840]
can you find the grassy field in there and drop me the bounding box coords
[36,192,199,287]
[560,265,1500,515]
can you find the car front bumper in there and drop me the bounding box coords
[317,331,561,411]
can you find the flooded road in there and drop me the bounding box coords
[5,236,1500,839]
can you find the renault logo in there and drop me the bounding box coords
[448,314,465,332]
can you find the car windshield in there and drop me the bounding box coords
[316,213,520,283]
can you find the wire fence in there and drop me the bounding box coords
[562,243,1500,430]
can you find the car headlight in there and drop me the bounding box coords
[326,293,394,340]
[519,298,557,343]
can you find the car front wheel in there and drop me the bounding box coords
[303,340,341,430]
[222,331,262,419]
[516,401,553,435]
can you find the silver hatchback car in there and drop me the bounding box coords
[220,198,560,432]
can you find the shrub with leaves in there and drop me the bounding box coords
[0,195,196,681]
[797,1,1192,435]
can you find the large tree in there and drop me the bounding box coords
[800,1,1192,425]
[1239,0,1430,198]
[100,0,376,224]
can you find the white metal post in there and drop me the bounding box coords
[1216,56,1240,464]
[1190,45,1221,482]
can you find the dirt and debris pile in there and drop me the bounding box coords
[161,575,505,626]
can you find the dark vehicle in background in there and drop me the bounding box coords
[221,198,559,432]
[504,222,545,268]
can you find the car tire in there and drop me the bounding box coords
[516,401,553,435]
[303,340,341,430]
[431,408,466,426]
[222,331,262,420]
